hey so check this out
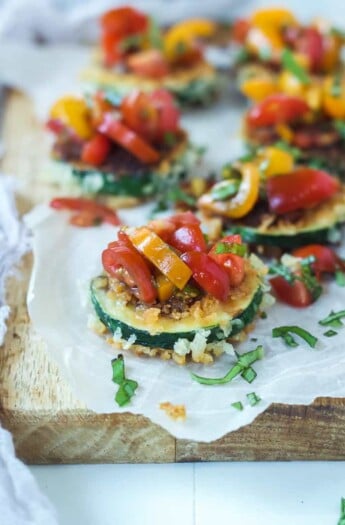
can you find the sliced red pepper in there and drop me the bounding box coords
[267,168,340,215]
[99,115,160,164]
[181,251,230,302]
[246,94,309,128]
[102,244,157,304]
[81,133,111,166]
[50,197,120,227]
[169,224,207,253]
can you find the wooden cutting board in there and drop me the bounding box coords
[2,91,345,464]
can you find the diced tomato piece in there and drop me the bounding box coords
[102,244,157,304]
[208,235,245,287]
[295,27,324,72]
[292,244,345,276]
[266,168,340,215]
[181,252,230,302]
[50,197,120,226]
[81,133,111,166]
[101,32,122,67]
[99,115,160,163]
[127,49,170,78]
[231,18,251,44]
[150,89,180,137]
[246,94,309,128]
[169,224,207,253]
[167,211,201,228]
[270,275,313,307]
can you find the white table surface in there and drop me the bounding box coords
[29,461,345,524]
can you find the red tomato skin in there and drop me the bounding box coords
[270,276,313,307]
[50,197,120,226]
[266,168,340,215]
[126,50,170,79]
[292,244,342,275]
[232,18,251,44]
[169,225,207,253]
[181,252,230,302]
[81,133,111,166]
[167,211,200,228]
[208,235,245,287]
[296,27,324,72]
[246,94,309,128]
[102,244,157,304]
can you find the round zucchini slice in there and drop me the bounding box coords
[90,265,264,350]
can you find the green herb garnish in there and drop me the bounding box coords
[336,270,345,287]
[163,131,178,147]
[337,497,345,525]
[269,256,322,302]
[147,17,164,49]
[334,120,345,139]
[272,326,318,348]
[260,311,267,320]
[273,140,302,161]
[215,242,247,256]
[241,367,257,383]
[191,345,264,385]
[231,401,244,411]
[111,355,138,407]
[211,180,241,201]
[319,310,345,327]
[120,34,144,51]
[247,392,261,406]
[324,329,338,337]
[282,48,310,85]
[331,72,342,97]
[331,27,345,39]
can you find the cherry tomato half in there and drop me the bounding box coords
[209,235,245,287]
[127,49,170,79]
[295,27,324,72]
[266,168,340,215]
[246,94,309,128]
[181,252,230,302]
[270,275,313,307]
[169,224,207,253]
[81,133,111,166]
[50,197,120,227]
[292,244,345,276]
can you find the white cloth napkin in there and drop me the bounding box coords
[0,176,57,525]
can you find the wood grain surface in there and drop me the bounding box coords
[1,91,345,464]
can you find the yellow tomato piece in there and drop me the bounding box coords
[323,75,345,119]
[259,147,294,177]
[240,76,278,101]
[251,7,297,29]
[246,26,284,58]
[164,18,216,61]
[127,227,192,290]
[156,273,175,302]
[50,96,93,139]
[198,163,260,219]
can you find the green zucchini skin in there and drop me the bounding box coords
[90,281,263,350]
[72,167,156,197]
[226,224,342,249]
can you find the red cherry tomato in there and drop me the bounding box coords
[102,244,157,304]
[81,133,111,166]
[50,197,120,227]
[270,275,313,307]
[295,27,324,72]
[167,211,200,228]
[181,252,230,302]
[246,94,309,128]
[121,89,179,143]
[169,224,207,253]
[266,168,340,215]
[232,18,251,44]
[292,244,345,276]
[99,114,160,164]
[127,49,170,78]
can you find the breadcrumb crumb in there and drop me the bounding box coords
[159,402,186,421]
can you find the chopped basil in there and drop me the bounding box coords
[215,242,247,256]
[260,311,267,320]
[331,26,345,39]
[337,497,345,525]
[111,355,138,407]
[336,270,345,287]
[272,326,318,348]
[331,72,342,97]
[235,47,250,64]
[251,337,258,342]
[334,120,345,139]
[281,48,310,85]
[246,392,261,406]
[319,310,345,327]
[147,17,164,50]
[241,367,257,383]
[210,180,241,201]
[324,329,338,337]
[269,257,322,302]
[191,345,264,386]
[231,401,244,411]
[120,34,144,52]
[163,131,178,147]
[273,140,302,161]
[268,261,295,283]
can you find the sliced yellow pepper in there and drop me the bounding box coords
[278,71,322,111]
[259,146,294,177]
[323,75,345,119]
[50,96,93,139]
[251,7,297,29]
[240,76,278,101]
[127,227,192,290]
[164,18,216,61]
[246,26,284,58]
[156,273,175,302]
[198,163,260,219]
